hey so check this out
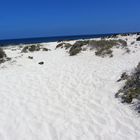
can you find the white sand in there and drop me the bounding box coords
[0,35,140,140]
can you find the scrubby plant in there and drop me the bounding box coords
[56,39,128,57]
[0,48,8,64]
[42,48,49,51]
[56,43,65,49]
[28,45,40,52]
[69,47,82,56]
[21,44,41,53]
[68,40,89,56]
[0,48,6,59]
[64,43,72,49]
[118,39,127,47]
[89,39,127,57]
[89,40,117,57]
[116,62,140,113]
[89,40,117,49]
[21,46,28,53]
[56,43,72,49]
[72,40,89,48]
[136,37,140,41]
[95,46,113,57]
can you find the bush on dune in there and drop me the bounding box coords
[56,43,65,49]
[89,40,117,57]
[42,48,49,51]
[89,39,127,57]
[21,44,41,53]
[64,43,72,49]
[136,37,140,41]
[0,48,6,59]
[72,41,89,48]
[68,40,89,56]
[117,39,127,47]
[0,48,9,64]
[116,62,140,113]
[69,47,82,56]
[56,39,128,57]
[56,43,72,49]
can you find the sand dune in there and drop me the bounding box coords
[0,35,140,140]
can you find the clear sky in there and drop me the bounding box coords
[0,0,140,39]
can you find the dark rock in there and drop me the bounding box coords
[131,41,135,45]
[28,56,33,59]
[42,48,49,51]
[38,62,44,65]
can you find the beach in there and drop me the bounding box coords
[0,34,140,140]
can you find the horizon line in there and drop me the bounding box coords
[0,31,140,41]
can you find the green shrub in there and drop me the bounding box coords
[64,43,72,49]
[56,43,65,49]
[118,39,127,47]
[68,41,88,56]
[89,39,127,57]
[28,45,40,52]
[21,44,40,53]
[0,48,8,64]
[89,40,118,49]
[56,43,72,49]
[69,47,82,56]
[136,37,140,41]
[116,62,140,113]
[72,41,89,48]
[0,48,6,59]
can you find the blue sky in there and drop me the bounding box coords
[0,0,140,39]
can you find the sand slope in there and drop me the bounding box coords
[0,35,140,140]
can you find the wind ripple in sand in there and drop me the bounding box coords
[0,40,140,140]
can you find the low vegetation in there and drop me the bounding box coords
[21,44,50,53]
[0,48,7,63]
[89,40,119,57]
[21,44,41,53]
[56,43,72,49]
[136,37,140,41]
[116,63,140,113]
[69,41,89,56]
[0,48,6,59]
[56,43,65,49]
[69,47,82,56]
[42,48,49,51]
[0,48,11,64]
[67,39,127,57]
